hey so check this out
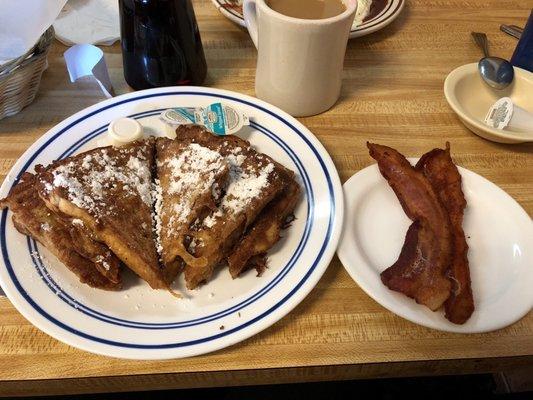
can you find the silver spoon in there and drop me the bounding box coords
[471,32,514,90]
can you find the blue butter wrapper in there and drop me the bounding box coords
[160,103,249,135]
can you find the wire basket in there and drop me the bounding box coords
[0,26,54,120]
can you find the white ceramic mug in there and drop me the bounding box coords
[243,0,357,117]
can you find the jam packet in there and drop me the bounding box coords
[160,102,250,135]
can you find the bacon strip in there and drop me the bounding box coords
[416,144,474,324]
[367,143,452,311]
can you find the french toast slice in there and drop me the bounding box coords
[37,139,175,290]
[154,137,229,278]
[227,169,300,278]
[173,125,290,289]
[0,172,121,290]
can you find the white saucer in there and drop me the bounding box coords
[337,159,533,333]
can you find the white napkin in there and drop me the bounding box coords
[0,0,67,65]
[64,44,114,98]
[54,0,120,46]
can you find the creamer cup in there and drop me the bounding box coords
[485,97,533,133]
[107,117,143,146]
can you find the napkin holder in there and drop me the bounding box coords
[0,26,54,120]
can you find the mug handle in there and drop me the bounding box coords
[243,0,259,49]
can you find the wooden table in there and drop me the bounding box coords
[0,0,532,397]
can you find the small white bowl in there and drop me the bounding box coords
[444,63,533,144]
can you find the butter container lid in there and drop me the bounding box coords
[484,97,533,133]
[108,117,143,146]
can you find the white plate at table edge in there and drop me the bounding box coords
[337,158,533,333]
[0,86,344,359]
[210,0,405,39]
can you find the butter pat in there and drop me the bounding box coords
[108,117,143,146]
[201,103,250,136]
[162,123,177,139]
[160,103,250,136]
[484,97,533,133]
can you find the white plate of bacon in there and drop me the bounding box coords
[337,143,533,333]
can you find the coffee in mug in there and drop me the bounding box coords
[266,0,347,20]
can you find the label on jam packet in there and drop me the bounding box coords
[160,103,249,135]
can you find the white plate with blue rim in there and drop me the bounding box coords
[0,86,343,359]
[211,0,405,39]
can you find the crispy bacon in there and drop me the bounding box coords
[416,144,474,324]
[367,143,452,311]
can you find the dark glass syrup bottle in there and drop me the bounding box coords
[119,0,207,90]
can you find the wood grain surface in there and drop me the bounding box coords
[0,0,532,397]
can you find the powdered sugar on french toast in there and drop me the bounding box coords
[44,146,153,215]
[203,147,274,228]
[159,143,226,227]
[224,162,274,213]
[126,155,152,206]
[152,178,164,255]
[72,218,84,226]
[95,255,111,271]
